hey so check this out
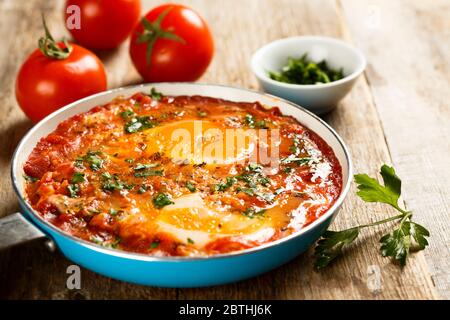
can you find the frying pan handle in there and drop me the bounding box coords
[0,212,46,250]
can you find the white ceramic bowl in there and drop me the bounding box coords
[251,36,366,114]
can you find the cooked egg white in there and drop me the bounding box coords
[156,193,274,247]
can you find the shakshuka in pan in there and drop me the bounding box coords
[23,91,342,256]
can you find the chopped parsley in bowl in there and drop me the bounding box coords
[269,54,344,85]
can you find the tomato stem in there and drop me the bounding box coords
[38,14,72,60]
[136,7,186,66]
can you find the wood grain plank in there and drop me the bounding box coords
[0,0,176,300]
[340,0,450,299]
[0,0,440,299]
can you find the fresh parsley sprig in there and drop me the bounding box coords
[314,164,429,269]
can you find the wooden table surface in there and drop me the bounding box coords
[0,0,448,300]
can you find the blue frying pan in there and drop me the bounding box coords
[3,83,352,288]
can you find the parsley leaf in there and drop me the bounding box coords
[134,170,163,177]
[71,172,85,183]
[83,151,104,171]
[314,228,359,270]
[185,181,196,192]
[152,193,174,209]
[149,88,162,101]
[133,163,159,171]
[236,187,255,196]
[408,221,430,250]
[138,184,148,194]
[354,164,402,210]
[380,220,430,266]
[120,109,135,119]
[101,172,133,192]
[109,208,125,217]
[214,176,236,192]
[244,114,267,129]
[289,135,302,155]
[314,164,430,269]
[242,208,266,219]
[150,241,160,249]
[125,116,158,133]
[67,184,80,198]
[244,114,255,128]
[246,162,262,172]
[281,156,312,165]
[23,174,38,182]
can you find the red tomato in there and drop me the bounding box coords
[16,29,107,122]
[129,4,214,82]
[65,0,141,50]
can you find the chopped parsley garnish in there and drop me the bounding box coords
[124,116,158,133]
[149,88,162,101]
[281,157,312,165]
[134,163,159,171]
[235,173,257,188]
[125,158,134,163]
[109,208,123,216]
[246,162,262,172]
[67,184,80,198]
[242,208,266,219]
[289,135,302,155]
[244,113,255,128]
[235,163,270,189]
[244,114,268,129]
[90,235,104,245]
[314,164,430,269]
[120,109,135,119]
[91,235,121,248]
[255,120,268,129]
[269,54,344,85]
[134,170,164,178]
[88,208,100,215]
[258,176,270,186]
[185,181,196,192]
[71,172,85,183]
[110,237,121,248]
[23,174,38,182]
[198,111,207,117]
[74,157,84,169]
[215,176,237,192]
[150,241,160,249]
[257,192,275,203]
[101,172,112,179]
[152,193,174,209]
[283,167,293,174]
[82,151,104,171]
[101,173,133,192]
[138,184,148,194]
[187,238,195,244]
[236,187,255,196]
